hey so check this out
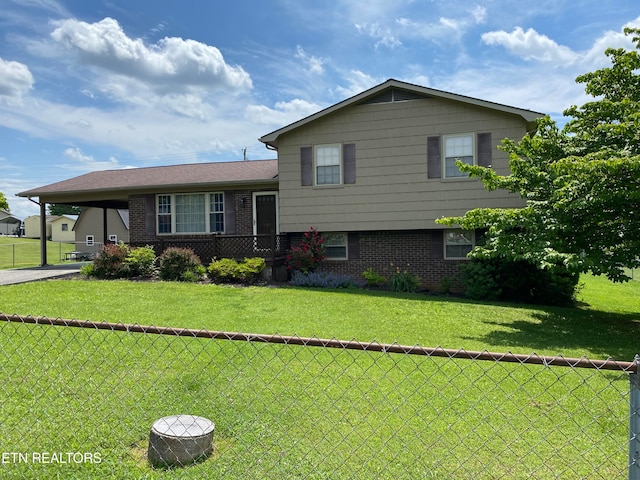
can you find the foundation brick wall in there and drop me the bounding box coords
[291,229,466,291]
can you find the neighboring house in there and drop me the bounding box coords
[24,215,60,239]
[73,207,130,248]
[0,210,21,235]
[17,79,543,286]
[50,215,78,243]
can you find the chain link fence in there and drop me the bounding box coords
[0,314,637,479]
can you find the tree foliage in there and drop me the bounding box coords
[438,27,640,282]
[0,192,9,212]
[48,204,82,216]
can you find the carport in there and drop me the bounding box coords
[17,175,129,267]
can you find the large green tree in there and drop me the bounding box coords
[438,27,640,282]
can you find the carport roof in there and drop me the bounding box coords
[17,159,279,208]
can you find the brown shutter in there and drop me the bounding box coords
[145,195,156,236]
[477,133,492,167]
[301,146,313,186]
[343,143,356,184]
[224,191,236,234]
[347,232,359,260]
[431,230,444,259]
[427,136,441,179]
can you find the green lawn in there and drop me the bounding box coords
[0,237,75,269]
[0,275,637,478]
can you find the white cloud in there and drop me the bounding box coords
[62,147,121,171]
[246,98,323,128]
[355,22,402,49]
[50,17,252,94]
[481,27,577,64]
[0,57,34,101]
[295,46,326,76]
[334,70,381,98]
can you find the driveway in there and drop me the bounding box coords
[0,263,85,286]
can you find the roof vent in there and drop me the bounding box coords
[359,87,429,105]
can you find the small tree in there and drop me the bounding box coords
[285,227,326,273]
[438,27,640,283]
[0,192,9,212]
[49,204,82,216]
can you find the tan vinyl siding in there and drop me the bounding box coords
[277,97,528,232]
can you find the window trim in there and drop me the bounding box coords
[323,232,348,260]
[314,143,343,186]
[443,132,475,179]
[444,229,474,260]
[156,192,225,235]
[86,235,94,247]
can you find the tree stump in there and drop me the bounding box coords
[148,415,215,468]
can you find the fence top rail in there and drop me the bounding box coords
[2,313,636,373]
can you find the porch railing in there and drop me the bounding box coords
[130,234,290,265]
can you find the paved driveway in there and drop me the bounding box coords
[0,263,85,285]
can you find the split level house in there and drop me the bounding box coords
[17,79,542,287]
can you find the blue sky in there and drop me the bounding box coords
[1,0,639,219]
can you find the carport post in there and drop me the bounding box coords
[39,201,47,266]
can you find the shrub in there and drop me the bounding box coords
[362,267,387,288]
[79,263,95,278]
[125,245,156,278]
[461,258,580,306]
[208,257,266,284]
[92,243,129,279]
[285,227,325,273]
[158,247,205,282]
[290,270,364,289]
[389,270,421,293]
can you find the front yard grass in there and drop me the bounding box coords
[0,274,637,478]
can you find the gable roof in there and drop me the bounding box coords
[259,78,544,149]
[17,159,279,209]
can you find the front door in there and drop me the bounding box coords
[253,192,278,249]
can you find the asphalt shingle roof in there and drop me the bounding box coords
[19,159,278,196]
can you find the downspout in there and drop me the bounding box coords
[27,197,48,266]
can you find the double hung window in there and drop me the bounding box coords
[323,232,348,259]
[444,229,474,259]
[444,133,474,178]
[315,144,341,185]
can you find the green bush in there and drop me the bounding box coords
[462,258,580,306]
[362,267,387,287]
[158,247,205,282]
[389,270,421,293]
[125,245,156,277]
[208,257,266,284]
[92,243,129,279]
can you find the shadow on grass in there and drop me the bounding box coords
[289,286,640,361]
[462,306,640,361]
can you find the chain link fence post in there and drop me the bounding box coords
[630,355,640,480]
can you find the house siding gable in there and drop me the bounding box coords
[277,97,532,233]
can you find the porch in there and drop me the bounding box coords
[130,234,290,280]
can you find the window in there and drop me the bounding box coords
[158,195,172,233]
[315,144,341,185]
[323,232,348,259]
[444,133,474,178]
[109,234,118,242]
[86,235,94,247]
[209,193,225,233]
[157,193,224,234]
[61,223,68,231]
[444,229,473,259]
